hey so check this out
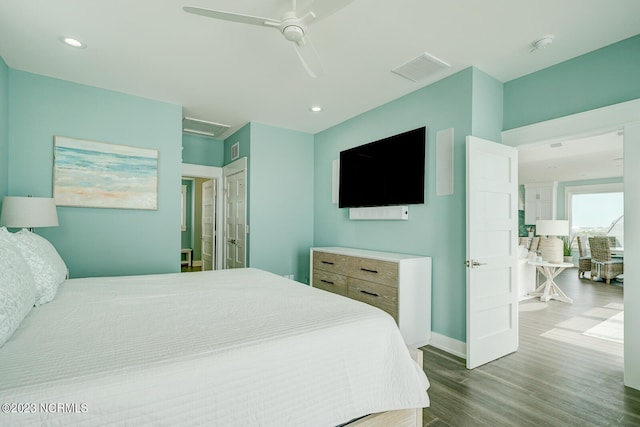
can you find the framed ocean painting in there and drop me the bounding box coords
[53,136,158,210]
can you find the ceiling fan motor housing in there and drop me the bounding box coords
[282,24,304,42]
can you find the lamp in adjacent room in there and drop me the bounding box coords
[0,196,59,232]
[535,219,569,264]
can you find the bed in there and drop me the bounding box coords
[0,229,430,426]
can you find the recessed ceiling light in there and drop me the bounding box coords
[309,105,323,113]
[60,37,86,49]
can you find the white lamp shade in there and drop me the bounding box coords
[535,220,568,237]
[0,196,59,228]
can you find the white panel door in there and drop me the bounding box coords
[223,158,247,269]
[201,179,215,271]
[466,136,518,369]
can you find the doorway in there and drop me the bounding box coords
[502,99,639,389]
[181,163,224,271]
[223,157,248,269]
[181,177,215,271]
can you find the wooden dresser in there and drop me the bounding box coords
[310,247,432,347]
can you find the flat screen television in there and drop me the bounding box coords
[339,126,426,208]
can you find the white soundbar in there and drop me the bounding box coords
[349,206,409,220]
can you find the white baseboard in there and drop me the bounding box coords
[428,332,466,359]
[192,260,202,267]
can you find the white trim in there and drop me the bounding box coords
[181,163,224,270]
[502,98,640,147]
[429,332,466,359]
[181,184,188,232]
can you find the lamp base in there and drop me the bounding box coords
[540,236,564,264]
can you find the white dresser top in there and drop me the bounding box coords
[311,247,429,262]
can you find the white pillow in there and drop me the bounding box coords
[0,229,37,347]
[11,229,68,306]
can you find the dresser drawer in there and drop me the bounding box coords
[349,257,398,287]
[347,278,398,321]
[313,251,349,275]
[313,271,348,296]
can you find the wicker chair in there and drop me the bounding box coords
[576,236,591,279]
[589,237,623,284]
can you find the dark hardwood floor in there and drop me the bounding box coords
[421,269,640,426]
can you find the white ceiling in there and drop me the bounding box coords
[1,0,639,138]
[518,131,624,184]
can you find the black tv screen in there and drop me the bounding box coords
[339,127,426,208]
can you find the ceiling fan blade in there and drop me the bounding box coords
[183,6,280,27]
[293,37,323,78]
[301,0,356,22]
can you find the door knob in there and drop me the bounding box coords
[465,260,487,268]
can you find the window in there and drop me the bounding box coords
[568,183,623,247]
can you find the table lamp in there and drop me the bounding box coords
[0,196,59,232]
[536,219,569,264]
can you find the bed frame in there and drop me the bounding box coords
[348,347,423,427]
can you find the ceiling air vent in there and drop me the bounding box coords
[182,117,230,138]
[392,52,451,82]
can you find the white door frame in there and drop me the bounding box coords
[502,98,640,390]
[182,163,224,270]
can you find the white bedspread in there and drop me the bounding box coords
[0,268,429,426]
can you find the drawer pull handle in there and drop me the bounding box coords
[320,279,335,285]
[360,290,379,297]
[360,268,379,274]
[321,261,335,265]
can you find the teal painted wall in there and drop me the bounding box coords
[182,133,224,167]
[249,123,314,282]
[0,56,8,208]
[7,70,183,278]
[472,68,504,141]
[314,68,478,342]
[504,34,640,130]
[224,123,251,165]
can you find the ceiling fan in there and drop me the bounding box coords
[183,0,355,78]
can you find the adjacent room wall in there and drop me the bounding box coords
[7,70,183,278]
[182,133,224,167]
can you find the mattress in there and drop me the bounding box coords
[0,268,429,426]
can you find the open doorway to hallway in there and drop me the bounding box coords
[181,176,216,272]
